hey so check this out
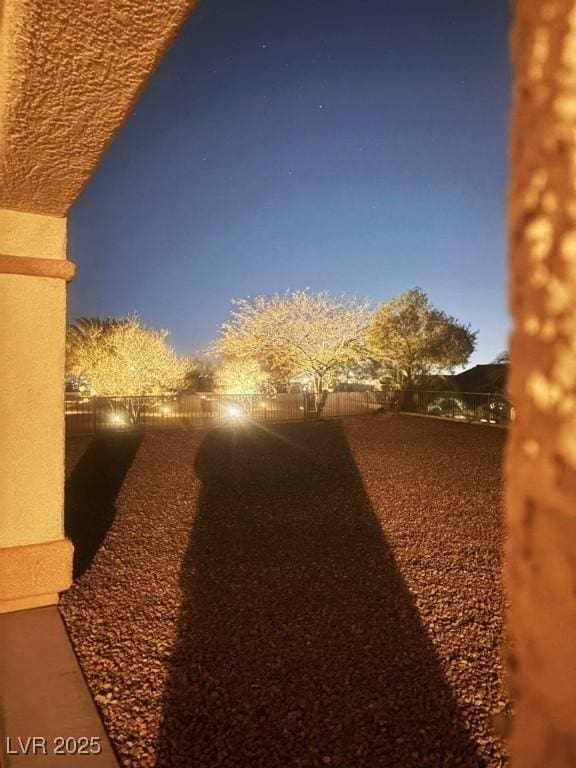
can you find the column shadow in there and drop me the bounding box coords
[65,433,143,579]
[156,421,483,768]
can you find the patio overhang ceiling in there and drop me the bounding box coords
[0,0,198,216]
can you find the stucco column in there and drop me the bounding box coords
[0,208,74,612]
[0,0,199,616]
[507,1,576,764]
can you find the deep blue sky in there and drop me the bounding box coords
[68,0,510,365]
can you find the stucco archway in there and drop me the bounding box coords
[0,0,198,611]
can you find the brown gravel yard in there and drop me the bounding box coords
[60,415,510,768]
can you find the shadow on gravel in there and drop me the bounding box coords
[157,421,483,768]
[65,433,143,578]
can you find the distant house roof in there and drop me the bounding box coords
[452,364,507,394]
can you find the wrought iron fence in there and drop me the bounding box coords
[65,389,511,434]
[65,390,400,434]
[399,390,512,424]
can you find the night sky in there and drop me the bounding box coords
[68,0,510,365]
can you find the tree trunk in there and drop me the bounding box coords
[506,1,576,764]
[315,374,327,417]
[400,367,413,411]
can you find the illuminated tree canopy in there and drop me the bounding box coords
[66,315,190,397]
[215,358,274,395]
[367,288,476,388]
[214,290,371,393]
[184,355,217,393]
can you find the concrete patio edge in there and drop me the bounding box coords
[0,606,119,768]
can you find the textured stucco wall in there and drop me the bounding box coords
[0,210,67,548]
[0,0,198,215]
[507,1,576,765]
[0,208,66,259]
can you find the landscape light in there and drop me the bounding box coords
[161,405,171,414]
[224,404,244,421]
[110,412,125,425]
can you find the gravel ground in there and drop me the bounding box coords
[60,415,510,768]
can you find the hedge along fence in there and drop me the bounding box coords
[64,389,511,434]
